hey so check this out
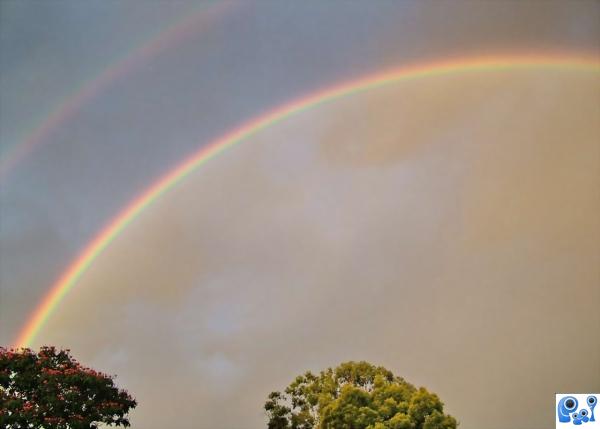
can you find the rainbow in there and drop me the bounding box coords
[13,53,599,349]
[0,1,235,181]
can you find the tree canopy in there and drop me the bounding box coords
[0,346,136,428]
[265,361,457,429]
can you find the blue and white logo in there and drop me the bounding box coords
[557,394,599,428]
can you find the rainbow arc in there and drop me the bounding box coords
[14,53,600,349]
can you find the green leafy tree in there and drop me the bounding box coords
[265,361,457,429]
[0,346,136,428]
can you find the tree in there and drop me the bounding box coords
[265,361,457,429]
[0,346,136,428]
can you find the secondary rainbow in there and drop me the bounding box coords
[14,53,599,348]
[0,1,235,181]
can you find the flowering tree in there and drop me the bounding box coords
[265,361,457,429]
[0,346,136,428]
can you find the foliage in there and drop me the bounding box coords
[0,346,136,428]
[265,361,457,429]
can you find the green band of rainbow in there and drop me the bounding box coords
[14,53,599,349]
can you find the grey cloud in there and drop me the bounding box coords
[35,69,600,428]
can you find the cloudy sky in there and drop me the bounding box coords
[0,1,599,428]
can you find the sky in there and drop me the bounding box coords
[0,1,599,428]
